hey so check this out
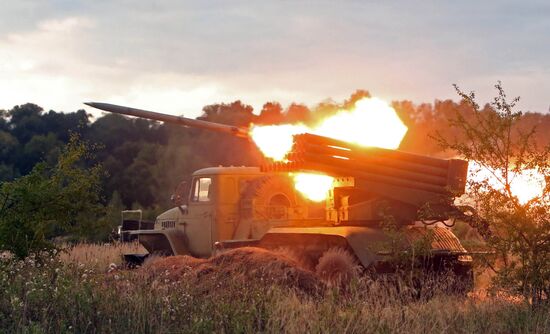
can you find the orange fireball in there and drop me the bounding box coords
[250,97,409,201]
[293,173,335,202]
[313,97,407,149]
[249,124,307,161]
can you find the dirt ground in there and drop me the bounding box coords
[140,247,324,294]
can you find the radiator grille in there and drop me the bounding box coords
[161,220,176,229]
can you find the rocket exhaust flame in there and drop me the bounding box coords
[249,97,408,162]
[468,161,546,204]
[312,97,407,149]
[249,124,308,161]
[293,173,335,202]
[250,97,409,201]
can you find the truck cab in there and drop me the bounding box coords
[132,166,308,259]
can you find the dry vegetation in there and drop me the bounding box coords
[59,242,146,269]
[0,242,548,333]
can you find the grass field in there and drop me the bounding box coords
[0,243,548,333]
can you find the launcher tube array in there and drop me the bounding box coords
[261,133,468,195]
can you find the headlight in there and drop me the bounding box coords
[457,254,472,262]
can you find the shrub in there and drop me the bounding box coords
[0,135,104,258]
[436,82,550,304]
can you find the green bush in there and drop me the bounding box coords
[436,82,550,304]
[0,135,104,258]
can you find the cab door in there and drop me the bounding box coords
[181,176,215,257]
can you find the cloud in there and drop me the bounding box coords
[0,1,549,117]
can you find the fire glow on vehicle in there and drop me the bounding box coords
[250,97,408,201]
[250,97,547,204]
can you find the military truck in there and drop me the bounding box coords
[133,166,314,259]
[86,102,475,285]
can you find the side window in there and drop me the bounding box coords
[191,177,212,202]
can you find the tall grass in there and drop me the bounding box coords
[59,242,146,269]
[0,243,548,333]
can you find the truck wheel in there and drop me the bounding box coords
[315,248,360,286]
[272,247,316,271]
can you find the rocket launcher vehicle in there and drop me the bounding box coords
[86,102,470,225]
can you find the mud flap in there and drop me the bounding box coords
[131,229,189,256]
[123,253,149,268]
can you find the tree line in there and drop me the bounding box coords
[2,89,550,211]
